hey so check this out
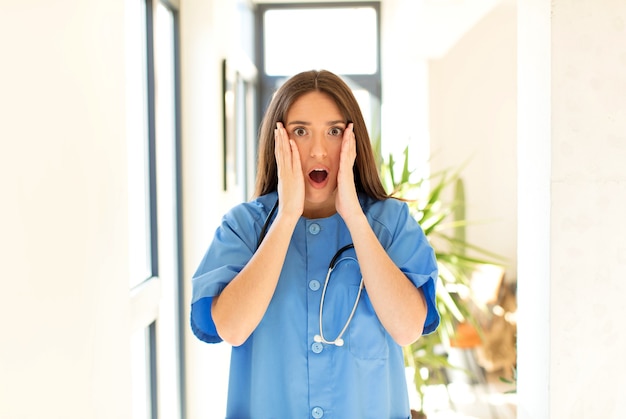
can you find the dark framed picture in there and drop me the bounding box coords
[221,55,258,198]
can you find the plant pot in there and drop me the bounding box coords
[411,409,427,419]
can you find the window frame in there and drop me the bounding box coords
[254,2,382,118]
[128,1,185,418]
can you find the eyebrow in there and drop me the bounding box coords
[286,120,346,126]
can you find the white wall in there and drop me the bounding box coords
[380,0,431,174]
[179,0,229,414]
[382,0,518,279]
[0,2,132,419]
[428,1,518,277]
[518,0,626,418]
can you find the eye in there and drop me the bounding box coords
[293,127,307,137]
[328,127,344,137]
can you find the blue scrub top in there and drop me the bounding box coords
[191,192,439,419]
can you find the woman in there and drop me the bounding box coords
[191,70,439,418]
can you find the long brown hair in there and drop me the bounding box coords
[254,70,389,200]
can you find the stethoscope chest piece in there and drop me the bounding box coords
[314,334,344,347]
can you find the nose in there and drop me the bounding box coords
[309,132,327,158]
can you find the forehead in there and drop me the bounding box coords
[286,91,344,123]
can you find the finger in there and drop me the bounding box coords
[349,123,356,153]
[274,128,283,175]
[289,139,301,172]
[275,123,290,173]
[341,123,357,164]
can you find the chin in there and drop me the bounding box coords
[305,188,336,206]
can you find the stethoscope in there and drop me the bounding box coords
[257,199,364,347]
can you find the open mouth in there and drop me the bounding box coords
[309,169,328,184]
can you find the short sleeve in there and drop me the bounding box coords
[190,197,272,343]
[367,198,440,335]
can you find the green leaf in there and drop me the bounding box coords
[377,143,512,398]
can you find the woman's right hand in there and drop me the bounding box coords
[274,122,304,219]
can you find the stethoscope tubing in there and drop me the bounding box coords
[315,252,363,347]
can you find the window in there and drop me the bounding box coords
[255,2,381,138]
[127,0,184,418]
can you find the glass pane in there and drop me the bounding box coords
[264,7,378,76]
[131,327,151,419]
[127,0,152,287]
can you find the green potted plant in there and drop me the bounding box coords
[378,145,506,417]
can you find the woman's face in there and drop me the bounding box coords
[284,91,346,217]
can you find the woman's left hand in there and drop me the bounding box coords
[335,123,361,221]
